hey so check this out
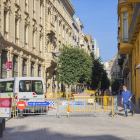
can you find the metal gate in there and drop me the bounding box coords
[14,96,118,118]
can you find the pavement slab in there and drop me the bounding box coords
[1,96,140,140]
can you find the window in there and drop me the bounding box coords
[24,25,27,43]
[1,50,7,79]
[4,11,7,31]
[122,12,128,43]
[33,0,35,11]
[38,65,41,77]
[19,80,31,92]
[32,81,43,95]
[33,31,35,48]
[39,36,42,53]
[22,59,27,77]
[15,19,18,38]
[13,55,18,77]
[31,62,34,77]
[0,81,14,93]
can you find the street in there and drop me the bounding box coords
[1,96,140,140]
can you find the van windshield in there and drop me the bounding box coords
[0,81,14,93]
[19,80,43,95]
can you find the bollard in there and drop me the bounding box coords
[0,122,3,138]
[0,118,5,131]
[1,118,5,131]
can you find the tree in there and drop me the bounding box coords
[90,52,110,90]
[111,79,120,92]
[101,71,110,89]
[57,45,93,85]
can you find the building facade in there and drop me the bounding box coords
[92,38,100,58]
[72,15,79,47]
[102,62,111,80]
[86,34,92,55]
[117,0,140,106]
[0,0,75,93]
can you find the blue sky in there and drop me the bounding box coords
[71,0,118,62]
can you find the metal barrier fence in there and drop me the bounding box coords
[68,96,114,118]
[12,96,118,118]
[15,98,49,118]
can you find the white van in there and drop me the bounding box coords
[0,77,46,101]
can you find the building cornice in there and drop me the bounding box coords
[0,38,44,61]
[47,0,73,30]
[60,0,75,17]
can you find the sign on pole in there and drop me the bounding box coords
[17,101,26,110]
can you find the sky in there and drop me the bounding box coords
[71,0,118,62]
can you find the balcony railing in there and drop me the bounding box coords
[129,2,140,39]
[117,36,120,43]
[118,0,126,4]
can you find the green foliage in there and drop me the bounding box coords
[111,79,120,91]
[57,45,93,85]
[90,52,110,90]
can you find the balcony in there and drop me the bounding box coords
[129,2,140,43]
[46,22,55,36]
[123,57,130,74]
[44,52,58,68]
[117,36,120,43]
[118,21,120,28]
[112,72,122,79]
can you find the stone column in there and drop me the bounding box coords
[18,52,23,77]
[35,59,39,77]
[0,49,2,78]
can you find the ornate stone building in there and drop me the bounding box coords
[0,0,75,92]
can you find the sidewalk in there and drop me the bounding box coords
[117,95,140,116]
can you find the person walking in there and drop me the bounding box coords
[121,85,134,117]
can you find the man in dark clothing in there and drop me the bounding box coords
[121,85,134,117]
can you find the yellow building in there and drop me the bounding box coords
[118,0,140,106]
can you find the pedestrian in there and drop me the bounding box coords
[82,85,85,92]
[121,85,134,117]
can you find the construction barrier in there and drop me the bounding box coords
[68,96,114,118]
[46,92,76,99]
[85,90,95,94]
[13,96,118,118]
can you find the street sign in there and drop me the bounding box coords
[17,101,26,110]
[0,98,12,118]
[87,99,95,103]
[62,101,87,105]
[28,102,54,106]
[6,61,12,70]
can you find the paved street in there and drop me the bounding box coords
[1,96,140,140]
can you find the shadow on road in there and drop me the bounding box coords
[1,125,125,140]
